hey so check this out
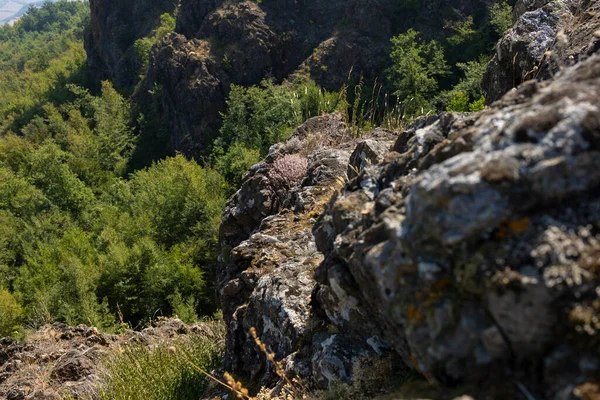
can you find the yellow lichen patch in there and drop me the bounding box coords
[416,280,453,308]
[509,217,530,233]
[573,382,600,400]
[497,217,530,238]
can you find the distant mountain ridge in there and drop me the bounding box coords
[0,0,78,26]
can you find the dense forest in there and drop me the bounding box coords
[0,0,513,337]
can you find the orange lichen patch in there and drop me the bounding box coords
[509,217,530,233]
[417,280,453,308]
[434,279,451,292]
[497,217,530,238]
[407,305,424,322]
[410,352,436,384]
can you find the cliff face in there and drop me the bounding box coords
[85,0,176,89]
[87,0,500,157]
[217,1,600,397]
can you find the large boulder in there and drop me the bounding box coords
[314,53,600,398]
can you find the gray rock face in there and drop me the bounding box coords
[482,0,564,104]
[483,0,600,104]
[512,0,552,23]
[140,34,228,158]
[217,50,600,400]
[347,133,395,179]
[314,54,600,397]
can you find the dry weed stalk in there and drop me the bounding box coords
[175,348,253,399]
[171,326,311,400]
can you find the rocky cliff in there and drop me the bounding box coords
[85,0,176,90]
[87,0,504,157]
[135,0,400,157]
[217,1,600,397]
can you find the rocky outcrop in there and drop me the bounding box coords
[217,113,404,389]
[85,0,176,89]
[217,46,600,400]
[482,0,600,103]
[0,319,221,400]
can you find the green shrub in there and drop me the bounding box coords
[215,142,261,188]
[0,288,23,337]
[134,12,176,72]
[446,91,469,112]
[127,155,226,247]
[387,29,449,117]
[436,56,489,111]
[217,81,299,156]
[296,81,346,122]
[14,226,114,328]
[445,16,477,47]
[490,2,513,36]
[27,142,96,214]
[469,97,485,112]
[169,290,199,324]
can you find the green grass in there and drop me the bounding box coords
[96,321,225,400]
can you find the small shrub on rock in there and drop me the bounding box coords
[267,154,309,190]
